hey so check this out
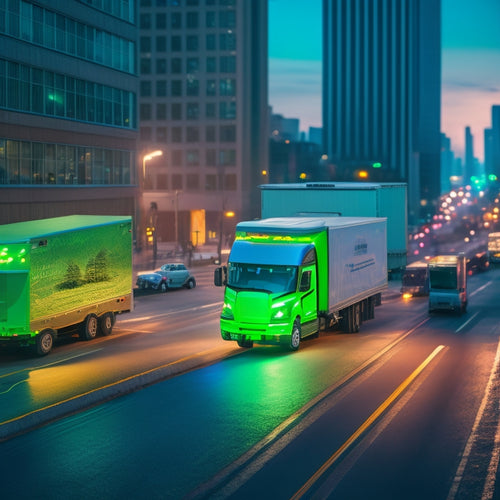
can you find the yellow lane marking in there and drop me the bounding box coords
[0,346,228,429]
[291,344,446,500]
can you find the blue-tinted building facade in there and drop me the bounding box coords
[0,0,139,224]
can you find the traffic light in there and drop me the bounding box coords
[146,226,155,246]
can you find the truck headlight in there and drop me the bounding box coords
[271,302,290,321]
[221,302,234,320]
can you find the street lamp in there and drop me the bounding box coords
[142,150,163,183]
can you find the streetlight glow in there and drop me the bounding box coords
[142,150,163,180]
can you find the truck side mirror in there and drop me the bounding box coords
[214,266,227,286]
[299,270,311,292]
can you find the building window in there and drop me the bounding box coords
[157,173,168,189]
[172,150,183,166]
[156,36,167,52]
[225,173,237,190]
[206,12,216,28]
[156,58,167,73]
[186,173,199,190]
[187,150,199,166]
[206,149,216,166]
[220,125,236,142]
[220,56,236,73]
[156,13,166,29]
[171,36,182,51]
[140,81,152,97]
[206,34,216,50]
[140,103,152,120]
[156,103,167,120]
[156,80,167,97]
[219,101,236,120]
[206,57,216,73]
[219,33,236,51]
[156,127,167,142]
[206,126,216,142]
[205,174,217,191]
[219,10,236,28]
[206,80,216,96]
[186,126,199,142]
[140,14,151,29]
[171,12,182,29]
[186,35,199,51]
[187,79,199,96]
[187,103,199,119]
[171,80,182,96]
[140,36,151,53]
[140,58,152,74]
[219,78,236,96]
[187,57,199,73]
[219,149,236,166]
[172,103,182,120]
[172,127,182,142]
[171,58,182,73]
[186,12,199,29]
[172,173,183,189]
[206,102,216,118]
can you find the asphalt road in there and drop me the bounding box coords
[1,267,499,499]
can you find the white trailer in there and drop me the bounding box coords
[260,182,407,273]
[214,217,387,350]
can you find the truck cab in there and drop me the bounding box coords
[428,254,467,314]
[214,239,319,351]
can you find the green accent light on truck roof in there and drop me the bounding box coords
[235,233,314,244]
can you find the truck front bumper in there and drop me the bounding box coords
[220,318,292,345]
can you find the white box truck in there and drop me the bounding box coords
[0,215,133,355]
[428,254,467,314]
[214,217,387,350]
[260,182,407,273]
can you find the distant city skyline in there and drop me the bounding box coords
[269,0,500,163]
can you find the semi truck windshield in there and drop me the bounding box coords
[227,263,297,294]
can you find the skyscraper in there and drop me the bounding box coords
[322,0,441,224]
[464,126,475,182]
[138,0,268,246]
[0,1,139,225]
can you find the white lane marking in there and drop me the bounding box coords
[470,281,492,297]
[447,334,500,500]
[455,312,479,333]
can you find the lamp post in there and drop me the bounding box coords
[141,150,163,257]
[142,150,163,186]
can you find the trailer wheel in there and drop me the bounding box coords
[99,312,115,336]
[290,319,301,351]
[79,313,99,340]
[35,329,55,356]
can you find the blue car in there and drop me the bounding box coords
[136,263,196,292]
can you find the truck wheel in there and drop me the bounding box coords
[351,303,361,333]
[79,313,99,340]
[290,319,301,351]
[99,312,115,336]
[35,329,55,356]
[237,338,253,348]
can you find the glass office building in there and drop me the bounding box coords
[0,0,139,224]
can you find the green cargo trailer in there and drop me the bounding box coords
[0,215,133,355]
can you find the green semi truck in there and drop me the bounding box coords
[214,217,387,351]
[0,215,133,355]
